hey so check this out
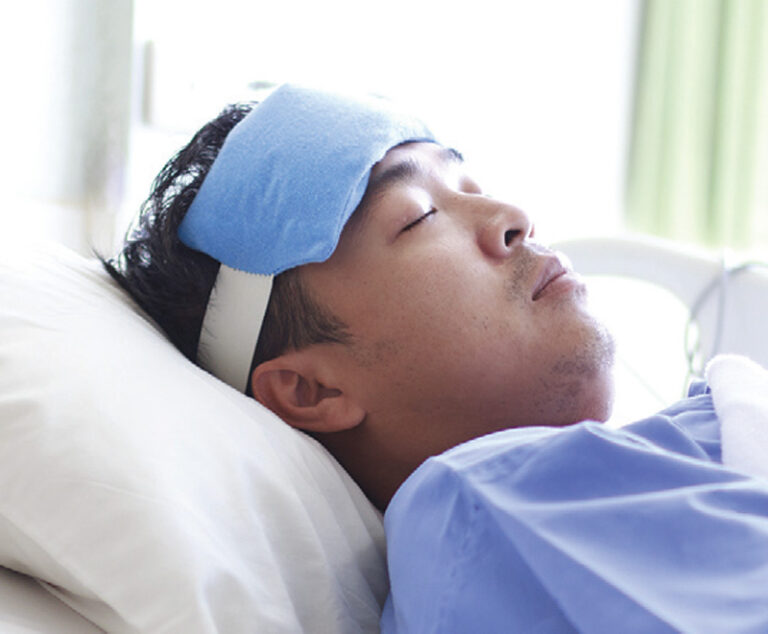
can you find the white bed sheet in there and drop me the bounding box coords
[0,567,102,633]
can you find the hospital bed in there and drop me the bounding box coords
[0,234,766,632]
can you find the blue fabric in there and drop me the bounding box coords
[381,388,768,633]
[178,84,435,274]
[626,379,721,463]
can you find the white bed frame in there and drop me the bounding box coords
[558,235,768,370]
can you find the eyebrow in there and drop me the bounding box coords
[349,146,465,231]
[366,146,464,204]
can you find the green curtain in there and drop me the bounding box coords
[627,0,768,250]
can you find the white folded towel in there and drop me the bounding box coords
[706,354,768,481]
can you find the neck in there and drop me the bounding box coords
[313,420,421,512]
[315,408,509,510]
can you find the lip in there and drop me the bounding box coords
[532,254,574,301]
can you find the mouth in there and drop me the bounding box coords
[532,254,572,301]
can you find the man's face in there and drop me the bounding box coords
[300,142,614,459]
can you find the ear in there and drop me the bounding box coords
[249,350,365,433]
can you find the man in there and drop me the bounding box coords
[108,84,614,508]
[107,84,768,632]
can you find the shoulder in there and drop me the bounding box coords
[383,426,578,633]
[390,412,723,523]
[624,379,721,462]
[383,418,768,633]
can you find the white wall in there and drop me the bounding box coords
[0,0,133,254]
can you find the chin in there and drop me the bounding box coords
[576,325,616,423]
[547,318,616,425]
[582,371,615,423]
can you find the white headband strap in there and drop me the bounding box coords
[196,265,273,393]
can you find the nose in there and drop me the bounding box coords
[473,197,534,260]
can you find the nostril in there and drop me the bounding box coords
[504,229,519,247]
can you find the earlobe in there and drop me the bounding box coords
[250,353,365,433]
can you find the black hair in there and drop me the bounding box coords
[103,102,350,378]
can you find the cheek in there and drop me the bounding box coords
[349,256,452,323]
[384,273,488,347]
[361,291,529,388]
[377,258,537,358]
[336,249,536,369]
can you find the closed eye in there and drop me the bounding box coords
[401,208,437,233]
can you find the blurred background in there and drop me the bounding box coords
[0,0,765,420]
[7,0,767,254]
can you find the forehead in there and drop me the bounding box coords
[369,142,464,187]
[346,142,464,230]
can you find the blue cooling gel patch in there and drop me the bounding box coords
[178,84,435,274]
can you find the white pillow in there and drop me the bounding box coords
[0,239,387,633]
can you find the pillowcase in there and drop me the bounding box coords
[0,239,387,633]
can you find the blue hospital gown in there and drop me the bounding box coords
[381,384,768,633]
